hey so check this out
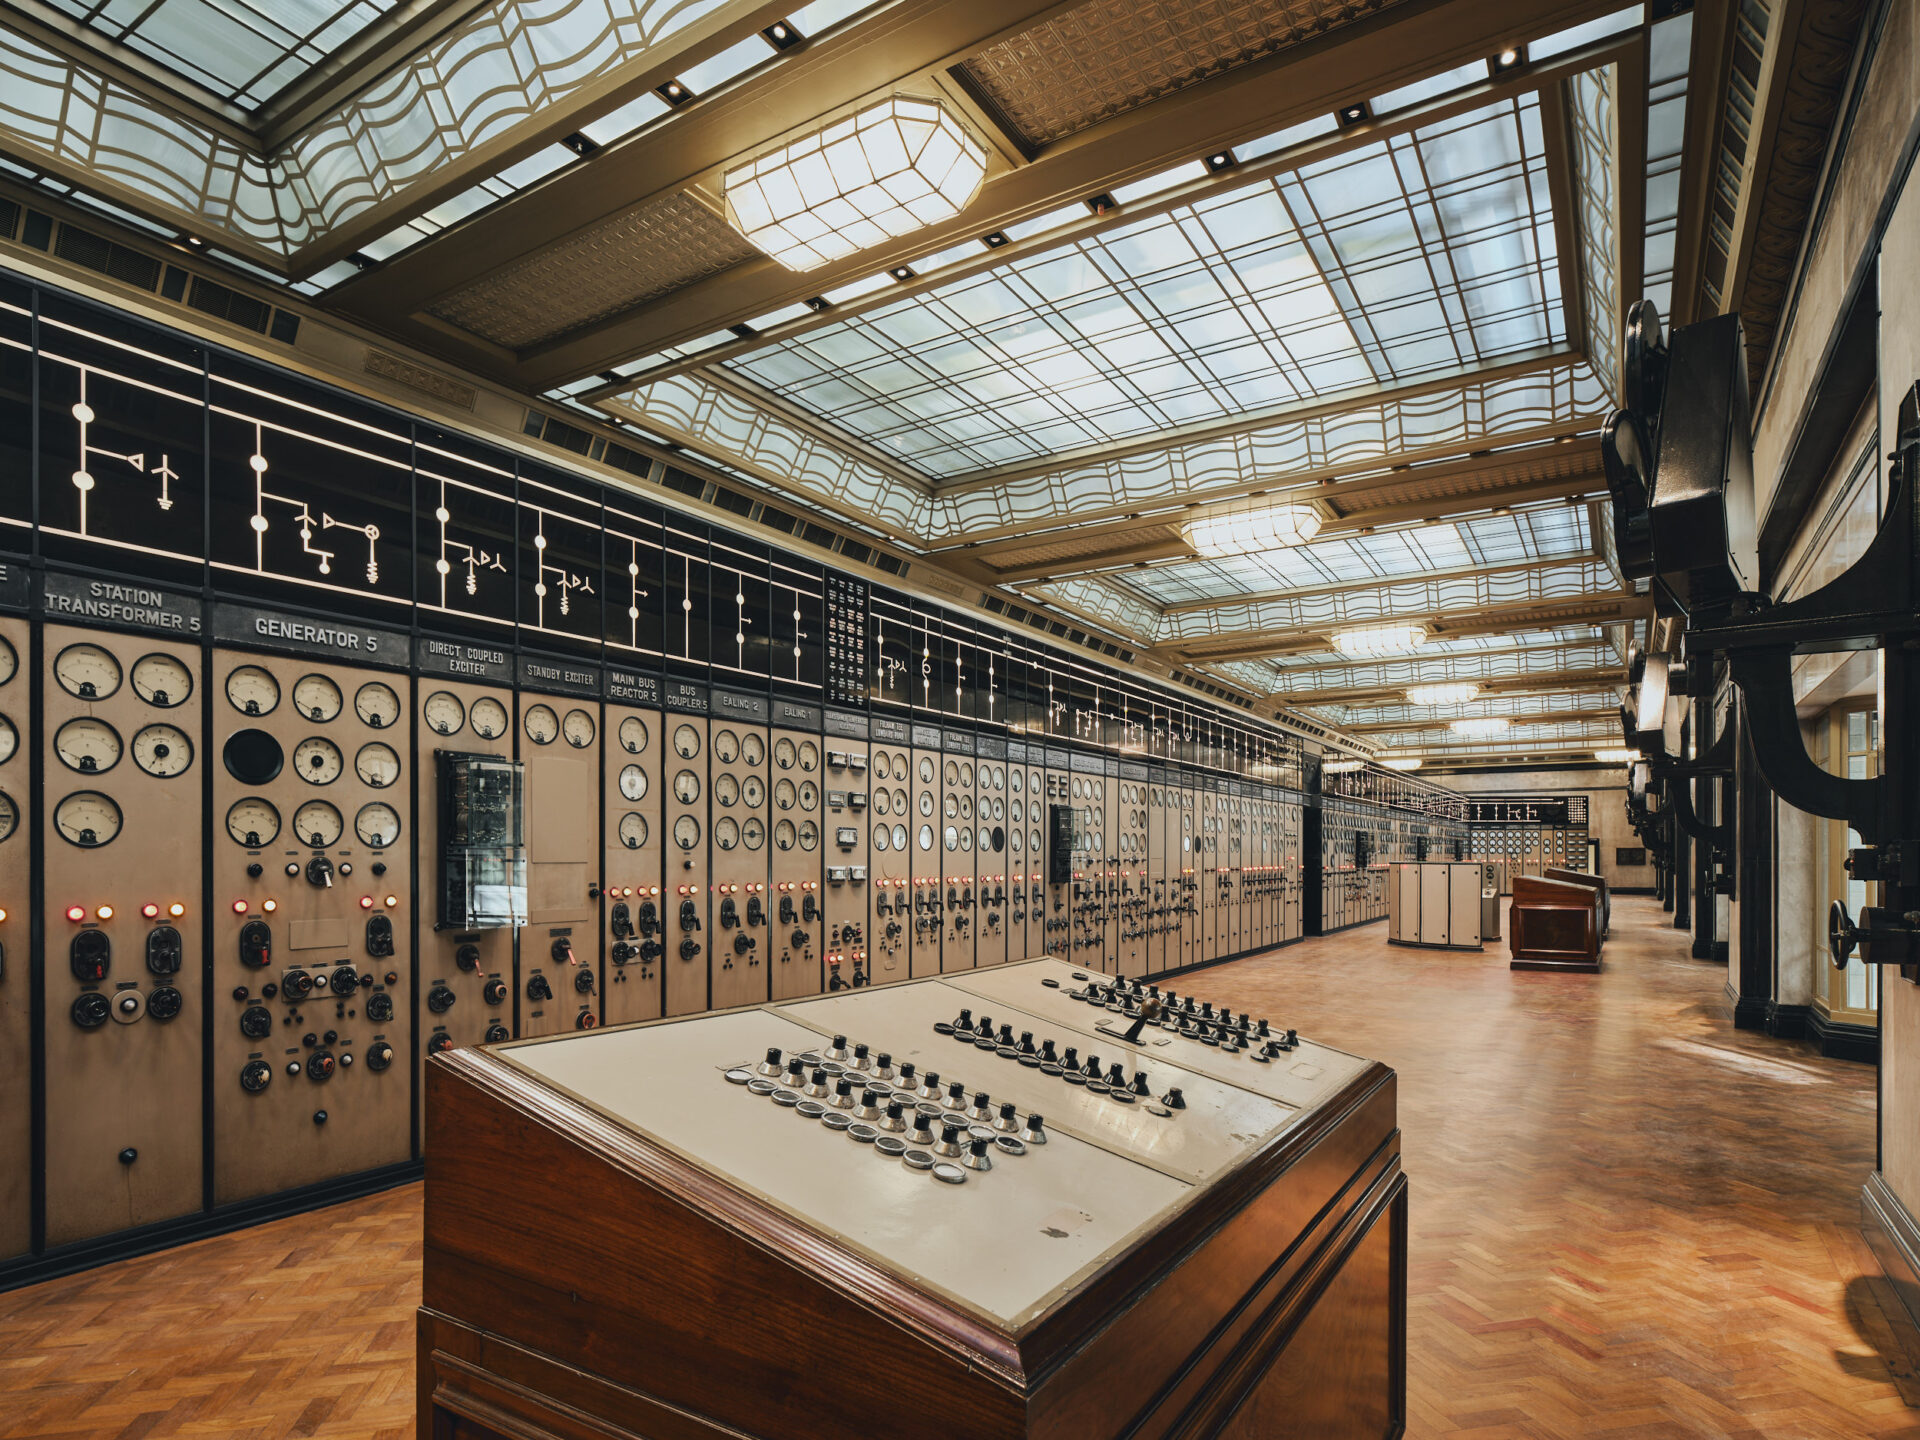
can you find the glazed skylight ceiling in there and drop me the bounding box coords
[40,0,400,107]
[724,92,1564,480]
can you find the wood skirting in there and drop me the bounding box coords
[1808,1008,1880,1063]
[1863,1173,1920,1344]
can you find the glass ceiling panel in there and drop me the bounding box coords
[42,0,401,106]
[725,92,1564,480]
[1114,504,1591,605]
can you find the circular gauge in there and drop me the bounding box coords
[892,787,907,815]
[961,827,974,852]
[56,644,123,701]
[1011,770,1023,794]
[131,653,191,707]
[993,798,1005,821]
[1011,829,1023,853]
[994,768,1005,791]
[0,790,15,842]
[918,791,934,818]
[293,736,343,785]
[715,773,740,808]
[743,817,765,850]
[673,769,701,804]
[673,815,701,851]
[524,704,558,745]
[714,730,739,763]
[132,724,193,778]
[742,776,765,808]
[918,756,934,783]
[618,812,648,849]
[224,665,278,716]
[919,823,934,852]
[873,825,889,852]
[470,697,508,740]
[872,790,889,817]
[715,817,740,851]
[423,691,465,736]
[56,717,122,774]
[1011,799,1023,823]
[225,797,279,847]
[798,780,818,810]
[0,635,13,687]
[798,819,819,850]
[774,819,796,851]
[961,796,974,820]
[563,709,596,748]
[871,753,890,781]
[0,715,15,765]
[943,794,957,819]
[944,825,958,852]
[620,716,649,754]
[1031,828,1042,853]
[774,736,796,770]
[356,802,402,847]
[619,764,648,801]
[944,760,958,786]
[355,742,399,788]
[293,674,342,722]
[355,682,400,729]
[892,823,907,852]
[774,778,795,810]
[961,764,974,788]
[673,724,702,759]
[55,790,122,848]
[798,741,819,772]
[742,734,765,767]
[1072,777,1083,799]
[292,800,343,848]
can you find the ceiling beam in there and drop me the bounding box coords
[1155,553,1596,618]
[1273,664,1625,708]
[1344,704,1623,733]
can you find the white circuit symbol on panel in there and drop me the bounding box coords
[68,370,179,533]
[433,491,505,602]
[874,618,904,693]
[621,537,651,646]
[248,424,379,582]
[531,513,593,623]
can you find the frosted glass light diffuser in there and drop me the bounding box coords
[724,96,987,271]
[1332,623,1428,658]
[1381,756,1422,771]
[1448,717,1510,737]
[1181,504,1323,557]
[1594,747,1640,763]
[1405,682,1479,706]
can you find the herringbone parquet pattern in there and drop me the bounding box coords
[0,897,1914,1437]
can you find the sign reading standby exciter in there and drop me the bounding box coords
[516,654,601,699]
[41,571,203,635]
[211,601,408,667]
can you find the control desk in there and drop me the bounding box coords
[419,958,1406,1440]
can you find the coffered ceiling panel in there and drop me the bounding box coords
[958,0,1410,147]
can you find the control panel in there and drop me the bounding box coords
[973,756,1008,970]
[210,648,410,1204]
[768,726,822,1000]
[0,618,22,1259]
[908,743,942,978]
[663,714,710,1016]
[710,710,771,1009]
[1116,773,1148,976]
[939,750,976,972]
[516,685,602,1035]
[822,739,869,991]
[868,740,910,982]
[603,703,664,1025]
[1013,757,1043,965]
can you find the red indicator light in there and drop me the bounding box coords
[359,895,374,910]
[232,900,249,914]
[142,903,160,919]
[67,905,86,923]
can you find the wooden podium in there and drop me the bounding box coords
[1509,873,1607,972]
[417,959,1407,1440]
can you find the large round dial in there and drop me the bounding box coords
[355,742,399,788]
[524,704,558,745]
[0,635,14,686]
[224,665,278,716]
[919,791,935,817]
[774,737,796,770]
[714,773,739,807]
[774,779,795,810]
[563,709,596,748]
[292,800,343,848]
[872,824,889,852]
[56,717,121,774]
[918,756,934,783]
[713,729,739,763]
[893,823,908,852]
[619,716,649,754]
[354,682,400,729]
[1011,829,1024,853]
[872,789,889,816]
[673,724,701,759]
[225,797,280,847]
[619,765,648,801]
[891,788,905,815]
[741,734,765,766]
[293,674,342,722]
[944,760,958,786]
[424,691,465,736]
[131,653,191,707]
[798,780,818,810]
[774,819,796,850]
[798,741,819,772]
[742,817,765,850]
[673,814,701,850]
[0,791,16,842]
[55,791,122,847]
[673,769,700,804]
[55,643,122,701]
[1011,770,1023,793]
[798,820,819,851]
[0,716,17,766]
[961,764,974,788]
[714,816,740,851]
[919,823,934,852]
[470,697,508,740]
[618,812,647,849]
[132,724,193,778]
[945,825,958,851]
[293,736,343,785]
[943,793,957,819]
[742,776,765,808]
[355,802,401,847]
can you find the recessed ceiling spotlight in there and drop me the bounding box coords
[982,231,1009,248]
[179,233,207,250]
[345,251,377,270]
[1202,150,1238,173]
[658,79,695,105]
[804,295,832,311]
[727,323,756,338]
[1084,193,1117,216]
[1490,45,1527,75]
[762,20,804,48]
[1335,100,1372,129]
[888,265,915,281]
[560,131,600,157]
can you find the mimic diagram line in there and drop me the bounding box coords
[250,423,380,582]
[67,368,179,533]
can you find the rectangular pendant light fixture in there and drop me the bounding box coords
[1181,503,1323,557]
[1332,623,1427,658]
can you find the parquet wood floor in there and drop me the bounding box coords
[2,897,1915,1438]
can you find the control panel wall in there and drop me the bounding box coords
[938,753,976,972]
[865,742,909,983]
[973,758,1008,970]
[820,741,867,991]
[768,729,822,1000]
[908,748,942,978]
[603,707,664,1025]
[42,626,204,1247]
[0,618,23,1259]
[1013,761,1044,963]
[663,716,711,1016]
[710,719,771,1010]
[1116,776,1148,976]
[210,649,409,1206]
[516,693,602,1036]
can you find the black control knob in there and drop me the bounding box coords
[954,1007,974,1030]
[679,938,702,960]
[802,895,819,922]
[70,929,111,983]
[365,916,395,958]
[719,898,739,929]
[790,929,809,949]
[366,990,394,1023]
[239,920,272,969]
[305,856,334,888]
[306,1050,336,1081]
[239,1004,273,1039]
[282,967,314,1001]
[575,1010,599,1030]
[1107,1062,1126,1087]
[526,973,553,1002]
[611,941,636,965]
[427,1033,454,1057]
[636,901,659,934]
[640,940,663,962]
[732,933,753,956]
[746,896,765,927]
[145,926,183,975]
[1164,1087,1186,1110]
[573,966,596,993]
[680,900,700,929]
[329,966,360,997]
[779,896,796,924]
[239,1059,272,1093]
[366,1041,394,1072]
[610,902,633,938]
[484,1022,509,1043]
[482,977,508,1005]
[1129,1071,1151,1096]
[427,981,456,1013]
[551,937,576,965]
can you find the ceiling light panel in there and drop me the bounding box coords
[722,93,1563,480]
[1332,623,1428,657]
[1180,504,1322,556]
[1405,682,1479,705]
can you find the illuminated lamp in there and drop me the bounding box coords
[1405,683,1479,706]
[1332,624,1427,658]
[1448,717,1510,738]
[1381,756,1422,771]
[1180,503,1322,557]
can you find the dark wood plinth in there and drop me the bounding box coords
[1510,873,1605,973]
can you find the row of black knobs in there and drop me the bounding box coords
[939,1014,1186,1106]
[758,1044,1050,1147]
